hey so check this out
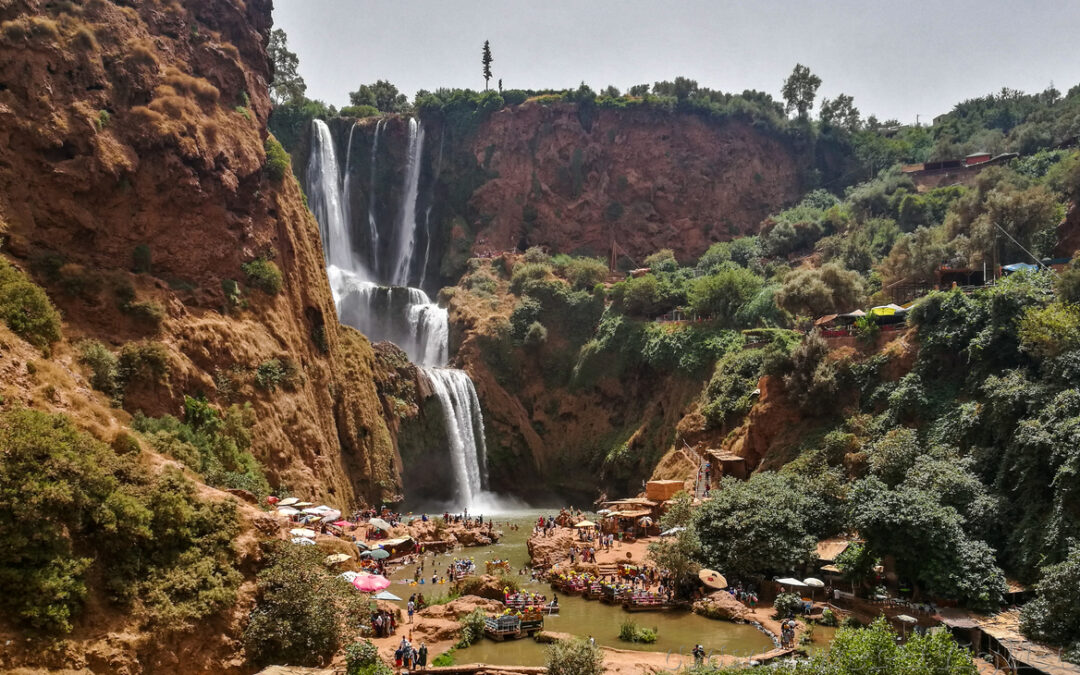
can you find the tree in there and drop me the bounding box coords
[781,63,821,119]
[244,542,370,667]
[647,491,700,594]
[686,267,765,324]
[694,473,824,579]
[482,40,493,91]
[776,263,866,318]
[348,80,408,113]
[819,93,860,131]
[1021,543,1080,664]
[267,29,307,105]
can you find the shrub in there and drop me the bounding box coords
[244,542,369,667]
[509,261,552,294]
[221,278,243,308]
[546,637,604,675]
[96,109,111,130]
[522,246,550,264]
[819,607,839,627]
[618,618,657,643]
[523,321,548,348]
[264,136,291,182]
[345,639,379,672]
[643,248,678,272]
[560,256,608,290]
[455,608,487,648]
[255,358,300,391]
[243,258,283,295]
[0,260,62,348]
[1021,544,1080,662]
[124,299,166,329]
[773,592,803,618]
[77,339,119,397]
[118,341,170,385]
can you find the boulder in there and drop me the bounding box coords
[693,590,751,621]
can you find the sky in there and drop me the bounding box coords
[272,0,1080,124]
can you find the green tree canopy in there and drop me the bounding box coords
[267,29,306,105]
[781,63,822,118]
[349,80,409,113]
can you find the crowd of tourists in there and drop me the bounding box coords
[393,636,428,670]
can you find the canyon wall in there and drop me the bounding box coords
[0,0,400,507]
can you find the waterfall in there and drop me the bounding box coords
[424,368,488,505]
[365,118,384,277]
[341,121,357,245]
[307,120,352,271]
[308,117,506,510]
[390,118,425,287]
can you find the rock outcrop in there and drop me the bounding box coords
[0,0,399,507]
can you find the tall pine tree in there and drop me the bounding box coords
[482,40,493,91]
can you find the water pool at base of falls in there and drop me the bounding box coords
[383,512,781,668]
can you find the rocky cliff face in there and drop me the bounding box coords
[469,102,803,263]
[0,0,399,506]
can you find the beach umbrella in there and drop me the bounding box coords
[638,516,653,526]
[896,614,917,638]
[596,509,612,515]
[325,553,352,565]
[291,537,315,546]
[803,577,825,602]
[320,510,342,523]
[356,541,370,551]
[331,520,350,528]
[575,520,596,528]
[290,528,317,538]
[374,590,402,601]
[301,507,324,515]
[352,574,391,593]
[278,497,299,506]
[369,518,392,531]
[776,577,808,588]
[275,506,299,516]
[267,496,280,505]
[660,527,685,537]
[361,549,390,560]
[339,571,360,582]
[293,501,314,507]
[699,569,728,590]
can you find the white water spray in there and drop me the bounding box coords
[307,120,352,270]
[366,118,384,277]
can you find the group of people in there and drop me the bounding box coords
[779,617,799,649]
[371,609,398,638]
[568,544,596,563]
[726,583,760,609]
[393,636,428,670]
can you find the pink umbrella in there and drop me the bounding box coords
[351,574,391,593]
[331,520,350,528]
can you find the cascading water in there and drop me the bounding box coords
[424,368,488,505]
[307,120,353,271]
[390,118,425,288]
[365,118,384,278]
[308,117,503,510]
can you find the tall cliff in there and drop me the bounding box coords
[292,103,805,294]
[0,0,400,506]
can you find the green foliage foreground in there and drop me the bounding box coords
[687,617,976,674]
[0,408,241,635]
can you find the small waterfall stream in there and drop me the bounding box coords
[308,117,497,509]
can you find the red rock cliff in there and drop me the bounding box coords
[0,0,399,506]
[469,102,803,262]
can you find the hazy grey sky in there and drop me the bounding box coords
[273,1,1080,124]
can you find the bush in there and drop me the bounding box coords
[118,341,170,385]
[345,639,380,672]
[523,321,548,348]
[456,608,487,648]
[124,299,166,329]
[819,607,838,627]
[509,261,552,294]
[560,256,608,290]
[1021,544,1080,662]
[264,136,291,182]
[546,637,604,675]
[244,542,369,667]
[774,592,803,618]
[255,357,300,391]
[618,618,657,643]
[0,260,62,348]
[243,258,283,295]
[77,339,119,397]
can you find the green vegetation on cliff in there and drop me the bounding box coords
[0,408,241,634]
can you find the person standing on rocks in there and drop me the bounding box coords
[417,643,428,670]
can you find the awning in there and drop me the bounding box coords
[380,537,412,548]
[611,509,651,518]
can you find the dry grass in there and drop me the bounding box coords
[126,37,159,68]
[162,67,220,106]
